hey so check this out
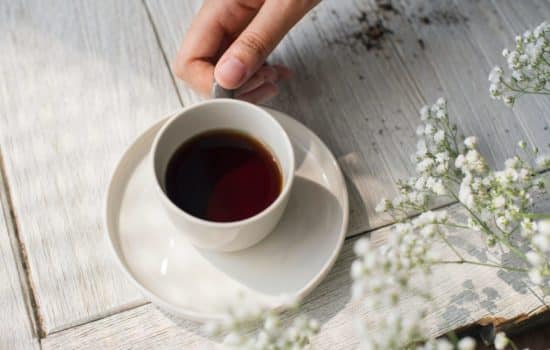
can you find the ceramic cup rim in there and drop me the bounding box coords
[150,98,295,228]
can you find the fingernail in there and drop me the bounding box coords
[215,57,247,88]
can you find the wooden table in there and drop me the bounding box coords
[1,0,549,348]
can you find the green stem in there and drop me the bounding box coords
[523,213,550,220]
[502,80,550,95]
[437,231,465,261]
[447,191,529,263]
[446,331,459,344]
[499,237,528,261]
[442,223,471,230]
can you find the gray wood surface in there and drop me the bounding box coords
[0,0,181,334]
[1,0,549,347]
[0,168,39,348]
[145,0,550,234]
[41,197,550,349]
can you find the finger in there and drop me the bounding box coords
[173,0,262,95]
[214,0,319,89]
[237,82,279,103]
[235,65,278,95]
[172,4,224,94]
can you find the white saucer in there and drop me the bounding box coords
[105,108,349,322]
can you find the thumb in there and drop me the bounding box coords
[214,0,318,89]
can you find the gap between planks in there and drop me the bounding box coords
[0,150,45,340]
[140,0,185,107]
[0,0,185,340]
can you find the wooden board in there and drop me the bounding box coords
[1,0,549,345]
[42,196,550,349]
[0,0,181,334]
[391,0,549,166]
[460,0,550,152]
[0,166,39,349]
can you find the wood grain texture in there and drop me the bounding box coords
[0,167,39,348]
[391,0,549,167]
[0,0,181,334]
[42,195,550,349]
[2,0,550,345]
[144,0,550,235]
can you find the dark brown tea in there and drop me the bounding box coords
[164,130,282,222]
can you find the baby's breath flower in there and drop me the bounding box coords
[420,105,430,120]
[354,97,549,349]
[375,198,392,213]
[494,332,509,350]
[434,129,446,144]
[489,21,550,106]
[203,297,318,350]
[425,123,436,135]
[419,338,454,350]
[492,195,506,209]
[417,139,428,156]
[535,154,550,169]
[464,136,477,149]
[457,337,476,350]
[489,66,503,83]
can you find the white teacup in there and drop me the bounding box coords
[151,99,295,252]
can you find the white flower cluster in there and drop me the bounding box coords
[354,309,425,350]
[203,298,319,350]
[351,211,456,349]
[376,99,458,217]
[536,154,550,170]
[525,219,550,286]
[457,152,535,229]
[364,97,549,348]
[377,98,550,286]
[352,211,446,306]
[493,332,509,350]
[489,21,550,107]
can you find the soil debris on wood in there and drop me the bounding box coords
[377,2,400,15]
[326,7,393,52]
[352,14,393,51]
[323,1,468,53]
[417,9,469,25]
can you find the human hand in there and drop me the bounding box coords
[173,0,319,103]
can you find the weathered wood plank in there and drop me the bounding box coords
[454,0,550,155]
[389,0,540,168]
[42,196,550,349]
[0,0,181,333]
[485,0,550,154]
[0,166,39,349]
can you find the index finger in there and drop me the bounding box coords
[173,0,262,96]
[172,3,225,95]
